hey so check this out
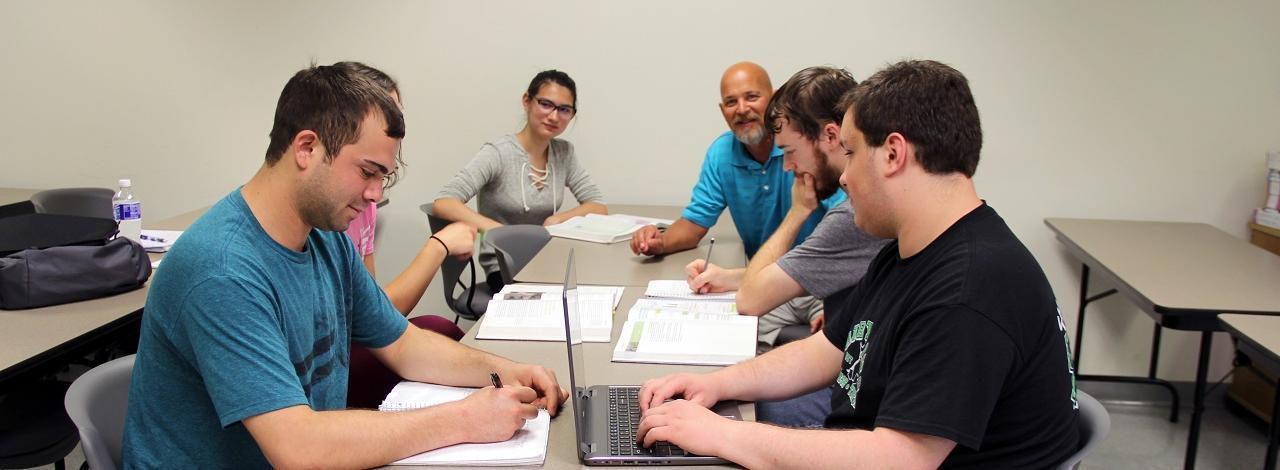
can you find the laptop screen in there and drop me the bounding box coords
[560,249,590,447]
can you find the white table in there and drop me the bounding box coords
[516,204,747,286]
[0,187,203,391]
[1219,314,1280,470]
[1046,217,1280,469]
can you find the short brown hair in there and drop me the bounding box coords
[767,66,858,141]
[841,60,982,177]
[332,61,401,101]
[264,64,405,166]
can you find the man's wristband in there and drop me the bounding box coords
[430,235,450,257]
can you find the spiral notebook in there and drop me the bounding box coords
[643,280,737,301]
[379,382,550,466]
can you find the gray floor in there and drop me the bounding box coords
[1082,398,1272,469]
[15,359,1275,469]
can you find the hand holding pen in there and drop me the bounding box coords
[703,237,715,272]
[457,372,538,443]
[686,238,728,294]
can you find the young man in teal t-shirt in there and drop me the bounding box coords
[123,64,567,469]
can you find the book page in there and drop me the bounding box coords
[546,214,639,243]
[476,297,612,342]
[603,213,674,227]
[631,298,738,313]
[612,317,757,366]
[626,309,738,321]
[565,214,637,236]
[546,214,674,243]
[497,284,625,309]
[628,298,739,321]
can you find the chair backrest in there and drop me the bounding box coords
[485,225,551,284]
[1056,390,1110,470]
[31,188,115,219]
[65,354,136,470]
[420,204,484,320]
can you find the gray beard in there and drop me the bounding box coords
[734,126,765,147]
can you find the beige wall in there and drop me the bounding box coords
[2,0,1277,381]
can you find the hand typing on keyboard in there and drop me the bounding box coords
[638,373,723,412]
[635,399,735,459]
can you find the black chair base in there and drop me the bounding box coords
[0,380,79,469]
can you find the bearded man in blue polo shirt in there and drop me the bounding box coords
[629,61,846,348]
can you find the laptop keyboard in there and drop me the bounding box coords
[607,387,689,457]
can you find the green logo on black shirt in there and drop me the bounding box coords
[836,320,874,410]
[1056,308,1079,410]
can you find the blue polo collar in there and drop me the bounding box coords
[728,139,785,169]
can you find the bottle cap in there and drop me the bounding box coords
[118,179,132,187]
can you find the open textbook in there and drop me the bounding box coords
[379,382,550,466]
[628,297,739,319]
[612,296,756,366]
[475,284,624,342]
[494,284,625,309]
[545,213,673,244]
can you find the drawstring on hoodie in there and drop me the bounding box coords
[519,161,557,212]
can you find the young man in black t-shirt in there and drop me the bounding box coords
[636,60,1079,469]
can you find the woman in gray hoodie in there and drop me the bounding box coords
[433,70,607,290]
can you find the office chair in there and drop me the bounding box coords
[0,380,79,470]
[64,354,136,470]
[420,204,491,322]
[1057,390,1111,470]
[485,224,551,285]
[30,187,115,219]
[774,324,812,346]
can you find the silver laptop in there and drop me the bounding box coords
[559,249,740,466]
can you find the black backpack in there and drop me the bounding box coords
[0,211,152,309]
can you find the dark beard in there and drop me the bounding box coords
[814,148,841,200]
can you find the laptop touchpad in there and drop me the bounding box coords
[711,401,743,420]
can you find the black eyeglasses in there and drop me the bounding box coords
[533,97,576,119]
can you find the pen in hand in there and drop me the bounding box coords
[490,372,503,388]
[699,238,716,294]
[704,237,715,271]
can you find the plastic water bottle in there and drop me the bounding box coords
[112,179,142,242]
[1266,152,1280,213]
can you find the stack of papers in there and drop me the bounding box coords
[380,382,550,466]
[546,213,673,244]
[611,281,756,366]
[475,284,624,342]
[139,229,182,253]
